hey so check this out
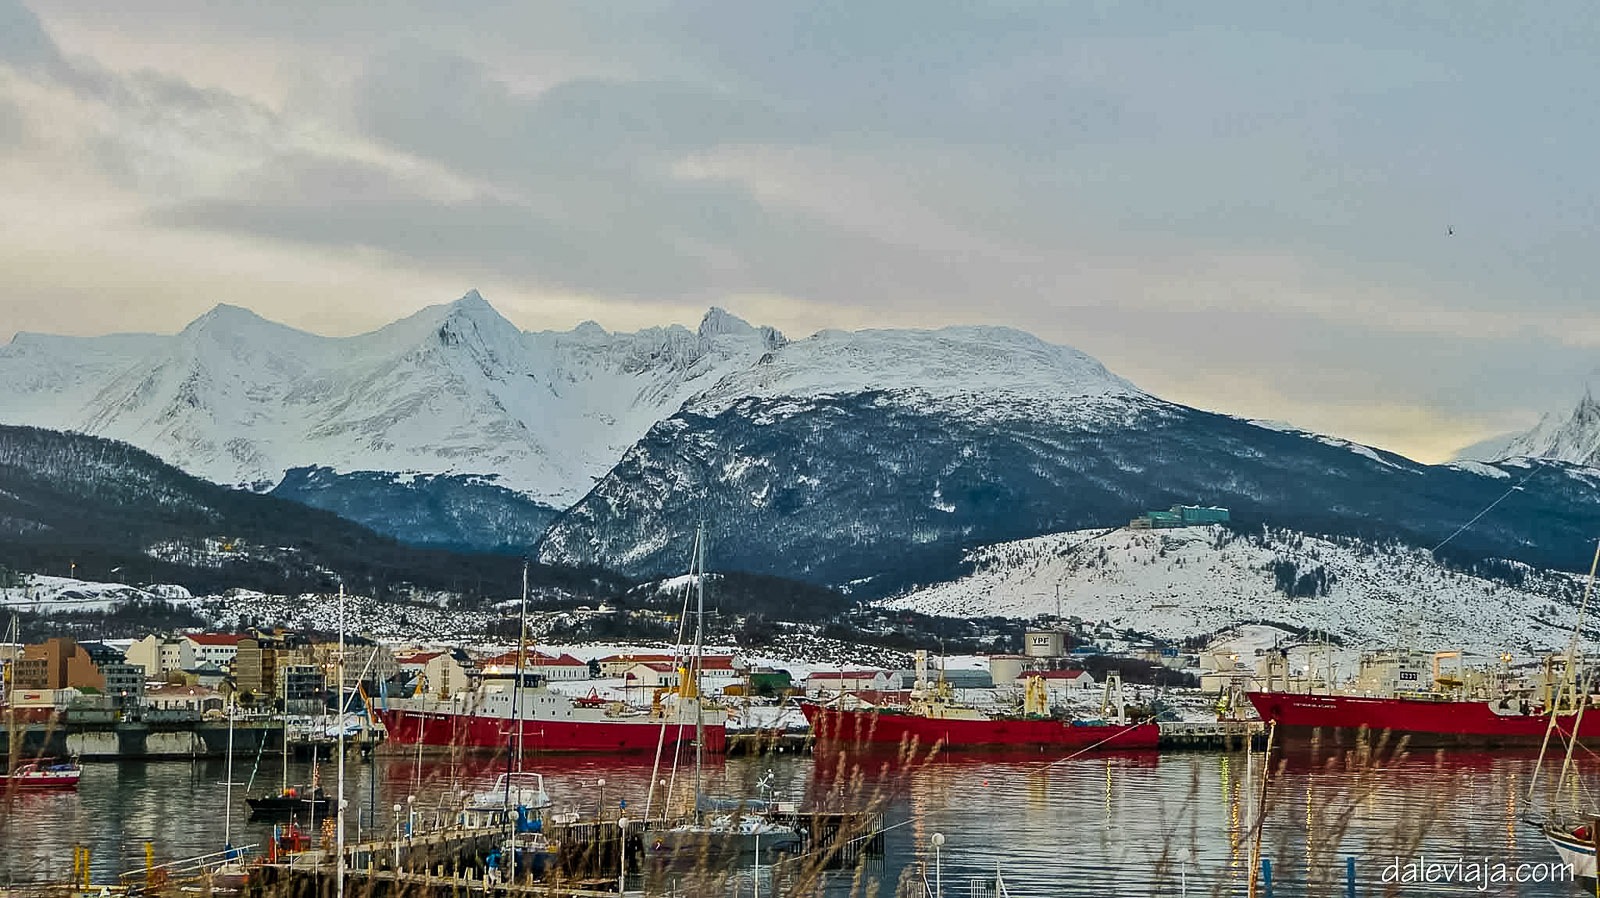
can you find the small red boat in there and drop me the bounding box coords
[1,759,81,789]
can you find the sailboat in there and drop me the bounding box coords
[210,695,252,891]
[1533,540,1600,876]
[482,562,559,882]
[1,612,80,789]
[246,713,330,818]
[645,527,802,860]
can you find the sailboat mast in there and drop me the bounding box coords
[280,671,288,795]
[515,560,529,767]
[336,584,346,898]
[5,613,16,762]
[224,695,235,849]
[693,525,706,816]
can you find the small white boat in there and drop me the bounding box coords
[460,772,552,828]
[1544,821,1597,878]
[0,759,81,789]
[462,772,559,881]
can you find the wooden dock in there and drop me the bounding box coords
[235,805,890,897]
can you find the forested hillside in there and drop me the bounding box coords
[0,426,614,601]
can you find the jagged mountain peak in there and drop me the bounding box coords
[1499,379,1600,468]
[697,306,786,350]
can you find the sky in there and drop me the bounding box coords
[0,2,1596,462]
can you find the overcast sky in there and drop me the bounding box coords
[0,2,1596,461]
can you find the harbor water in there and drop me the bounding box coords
[0,744,1587,896]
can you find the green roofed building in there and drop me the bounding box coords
[1130,505,1230,530]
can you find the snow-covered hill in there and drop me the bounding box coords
[0,292,782,506]
[1499,387,1600,469]
[883,525,1588,654]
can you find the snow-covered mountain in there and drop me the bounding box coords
[884,525,1587,654]
[10,292,1600,592]
[0,292,783,507]
[538,350,1600,594]
[1497,387,1600,469]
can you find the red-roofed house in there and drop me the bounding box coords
[624,662,680,690]
[697,655,746,688]
[396,649,472,698]
[181,633,244,668]
[1022,669,1098,704]
[597,653,675,677]
[479,649,590,681]
[530,651,589,681]
[804,670,892,694]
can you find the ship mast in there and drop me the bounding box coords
[1529,538,1600,808]
[515,560,529,768]
[692,524,707,819]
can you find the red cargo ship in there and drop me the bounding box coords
[1245,691,1600,748]
[802,702,1160,752]
[802,668,1159,753]
[373,670,727,755]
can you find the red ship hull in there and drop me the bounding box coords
[801,703,1160,752]
[1246,691,1600,748]
[373,707,727,755]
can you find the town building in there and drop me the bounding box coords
[125,635,197,678]
[1128,505,1231,530]
[144,684,225,715]
[313,636,399,690]
[181,633,244,669]
[597,653,675,677]
[479,649,589,682]
[280,664,326,714]
[11,637,103,692]
[804,670,893,694]
[623,662,680,691]
[395,649,473,698]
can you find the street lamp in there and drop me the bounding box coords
[598,778,606,820]
[391,803,402,869]
[930,832,945,898]
[617,816,630,895]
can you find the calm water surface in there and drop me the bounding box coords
[0,745,1589,896]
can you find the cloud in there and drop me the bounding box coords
[1,1,1598,464]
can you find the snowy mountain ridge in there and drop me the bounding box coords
[0,292,1159,508]
[685,325,1144,422]
[0,292,788,505]
[883,525,1587,655]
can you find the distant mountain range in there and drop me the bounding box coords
[3,292,1598,599]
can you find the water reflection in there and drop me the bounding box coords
[0,747,1586,896]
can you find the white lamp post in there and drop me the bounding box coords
[930,832,945,898]
[617,816,630,895]
[598,777,607,820]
